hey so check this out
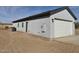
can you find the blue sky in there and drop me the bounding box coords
[0,6,79,23]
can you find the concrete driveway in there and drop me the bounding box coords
[55,35,79,45]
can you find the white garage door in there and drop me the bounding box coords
[54,20,74,38]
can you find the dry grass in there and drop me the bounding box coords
[0,30,79,53]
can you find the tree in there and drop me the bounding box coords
[75,21,79,29]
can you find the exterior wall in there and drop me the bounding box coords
[13,9,75,39]
[13,21,26,32]
[50,9,75,22]
[27,18,51,38]
[50,9,75,38]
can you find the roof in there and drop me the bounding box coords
[13,6,77,23]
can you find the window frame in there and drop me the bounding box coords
[17,23,19,27]
[22,22,24,28]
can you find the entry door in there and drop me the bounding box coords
[26,22,28,32]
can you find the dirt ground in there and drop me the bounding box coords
[0,30,79,53]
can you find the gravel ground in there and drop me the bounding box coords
[0,30,79,53]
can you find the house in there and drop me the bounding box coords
[0,22,12,29]
[12,7,77,39]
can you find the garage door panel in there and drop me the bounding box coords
[54,20,73,38]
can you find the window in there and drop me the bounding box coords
[22,22,24,28]
[52,19,54,22]
[17,23,19,27]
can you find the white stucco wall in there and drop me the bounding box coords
[27,18,51,38]
[13,18,51,38]
[50,9,75,38]
[50,9,75,22]
[13,23,17,29]
[13,21,26,32]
